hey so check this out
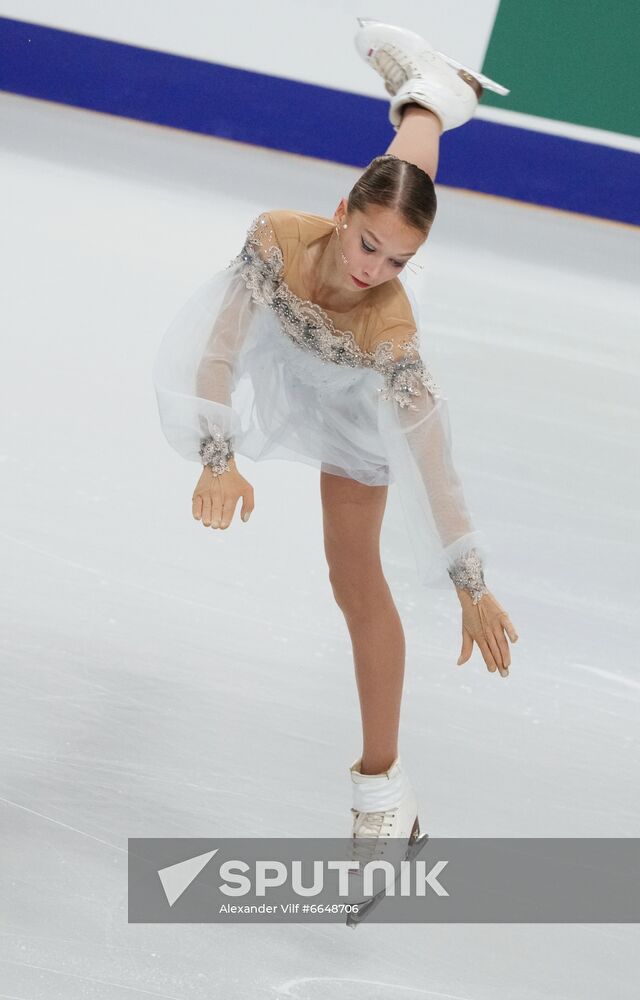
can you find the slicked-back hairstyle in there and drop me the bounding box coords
[347,154,437,236]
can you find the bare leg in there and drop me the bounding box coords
[386,105,442,181]
[385,76,483,181]
[321,469,405,776]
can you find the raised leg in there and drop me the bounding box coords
[385,74,482,182]
[320,468,405,776]
[385,104,442,181]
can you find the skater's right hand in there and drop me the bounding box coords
[192,460,254,529]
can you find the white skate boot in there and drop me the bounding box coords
[345,755,428,926]
[354,17,509,132]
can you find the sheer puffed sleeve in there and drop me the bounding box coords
[152,212,281,474]
[376,323,490,602]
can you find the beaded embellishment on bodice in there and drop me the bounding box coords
[228,214,442,411]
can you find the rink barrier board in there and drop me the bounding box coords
[481,0,640,139]
[1,16,638,227]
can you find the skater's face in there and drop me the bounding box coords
[334,201,426,290]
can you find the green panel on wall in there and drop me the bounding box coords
[481,0,640,137]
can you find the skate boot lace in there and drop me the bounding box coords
[349,807,398,865]
[370,42,440,97]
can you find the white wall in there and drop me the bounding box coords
[0,0,501,95]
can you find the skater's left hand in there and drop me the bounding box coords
[455,588,518,677]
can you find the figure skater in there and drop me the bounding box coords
[152,18,519,868]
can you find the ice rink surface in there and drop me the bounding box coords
[1,91,639,997]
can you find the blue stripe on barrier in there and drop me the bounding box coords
[1,16,638,226]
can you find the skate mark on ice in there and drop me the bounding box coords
[0,529,329,641]
[0,794,127,855]
[569,662,640,693]
[277,978,476,999]
[0,955,184,999]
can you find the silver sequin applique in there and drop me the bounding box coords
[199,425,234,476]
[447,548,489,604]
[373,332,443,408]
[230,214,443,410]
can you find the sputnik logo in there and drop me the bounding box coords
[157,849,219,906]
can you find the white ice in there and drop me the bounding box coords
[1,91,639,998]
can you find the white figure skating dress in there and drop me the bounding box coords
[152,209,489,598]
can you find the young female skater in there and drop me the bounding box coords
[152,18,519,862]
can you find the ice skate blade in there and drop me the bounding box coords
[435,50,510,95]
[346,831,429,928]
